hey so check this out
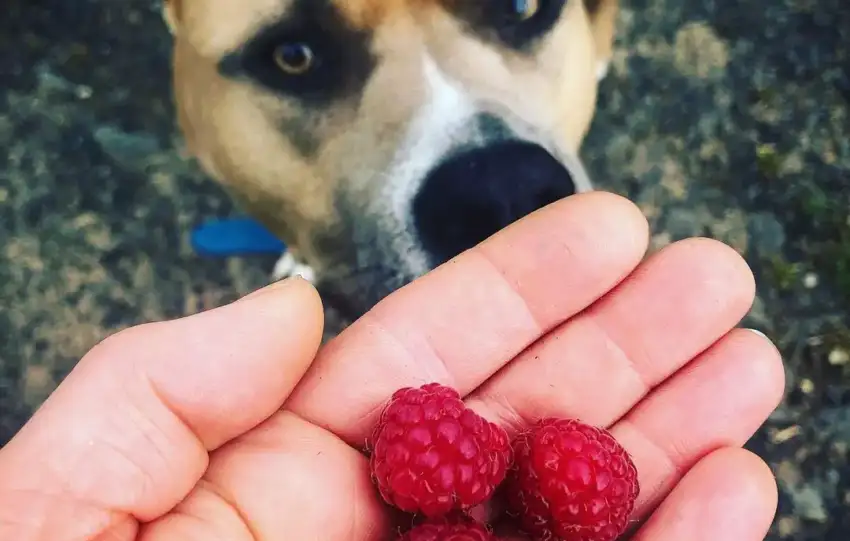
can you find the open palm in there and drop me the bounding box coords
[0,193,783,541]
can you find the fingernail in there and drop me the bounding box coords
[744,328,770,341]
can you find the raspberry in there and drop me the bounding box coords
[369,382,512,517]
[502,418,639,541]
[398,515,498,541]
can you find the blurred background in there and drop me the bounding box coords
[1,0,848,538]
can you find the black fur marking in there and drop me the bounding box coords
[279,113,322,157]
[218,0,377,107]
[444,0,567,51]
[475,113,514,142]
[584,0,602,17]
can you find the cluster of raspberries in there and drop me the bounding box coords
[367,383,640,541]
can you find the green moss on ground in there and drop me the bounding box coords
[752,141,850,302]
[764,254,804,292]
[798,182,850,300]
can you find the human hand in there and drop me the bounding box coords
[0,192,783,540]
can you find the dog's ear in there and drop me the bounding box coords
[162,0,181,35]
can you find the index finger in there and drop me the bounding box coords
[286,192,650,444]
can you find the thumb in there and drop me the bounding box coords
[0,277,324,541]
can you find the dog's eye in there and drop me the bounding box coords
[511,0,540,20]
[447,0,563,50]
[273,43,315,75]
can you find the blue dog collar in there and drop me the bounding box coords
[190,218,286,257]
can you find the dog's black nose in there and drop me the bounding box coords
[412,141,576,266]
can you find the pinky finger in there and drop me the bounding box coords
[632,447,778,541]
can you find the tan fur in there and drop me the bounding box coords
[586,0,620,69]
[163,0,618,290]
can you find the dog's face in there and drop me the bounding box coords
[166,0,602,318]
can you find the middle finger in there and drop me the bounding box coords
[466,237,756,433]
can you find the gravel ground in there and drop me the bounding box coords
[1,0,848,538]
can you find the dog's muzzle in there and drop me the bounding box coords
[412,140,590,267]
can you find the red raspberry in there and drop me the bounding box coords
[369,382,511,517]
[502,418,639,541]
[398,515,498,541]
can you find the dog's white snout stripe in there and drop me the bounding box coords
[374,53,481,277]
[419,52,478,134]
[389,52,478,187]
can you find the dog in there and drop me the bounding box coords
[162,0,619,322]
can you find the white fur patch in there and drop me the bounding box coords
[272,252,316,283]
[162,2,178,35]
[596,59,611,81]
